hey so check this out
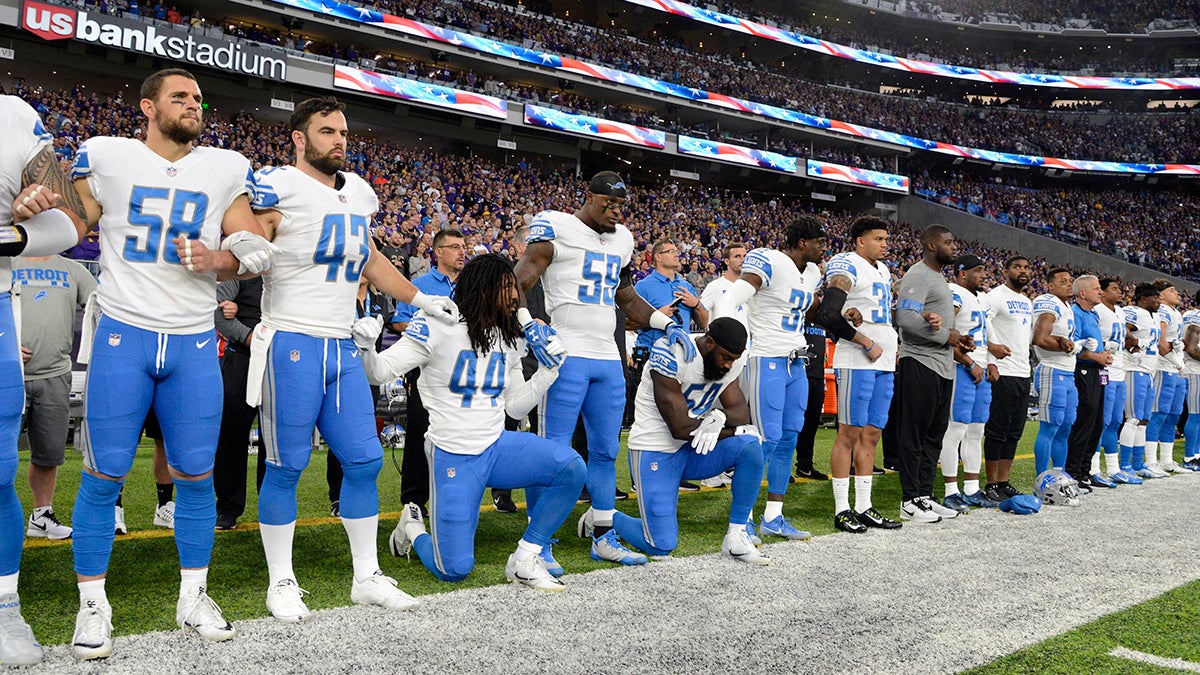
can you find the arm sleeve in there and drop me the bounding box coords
[712,278,756,319]
[503,358,559,420]
[361,336,430,386]
[813,286,857,341]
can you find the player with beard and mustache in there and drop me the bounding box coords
[612,317,769,565]
[981,256,1035,501]
[247,97,458,623]
[67,68,278,660]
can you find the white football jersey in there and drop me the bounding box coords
[1182,310,1200,376]
[699,276,748,329]
[984,284,1034,378]
[1031,294,1075,372]
[73,137,253,333]
[949,283,988,363]
[825,252,897,372]
[0,96,52,294]
[626,337,746,454]
[740,248,821,358]
[1096,303,1126,381]
[1157,305,1184,374]
[1123,306,1160,374]
[526,210,633,360]
[253,166,379,338]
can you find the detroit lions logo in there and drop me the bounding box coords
[33,291,47,301]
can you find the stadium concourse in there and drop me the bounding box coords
[15,477,1200,673]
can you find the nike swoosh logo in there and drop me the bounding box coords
[350,351,359,359]
[196,339,211,349]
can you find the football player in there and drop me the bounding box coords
[1121,284,1162,480]
[1031,268,1078,476]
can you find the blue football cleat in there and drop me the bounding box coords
[1118,470,1145,484]
[591,530,647,566]
[745,521,762,547]
[942,493,970,513]
[1134,467,1158,480]
[961,490,999,508]
[759,515,812,541]
[1090,473,1118,489]
[539,538,564,578]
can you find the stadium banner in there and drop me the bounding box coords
[806,159,910,194]
[332,65,508,120]
[677,135,797,173]
[20,0,286,81]
[524,104,666,149]
[262,0,1200,175]
[625,0,1200,92]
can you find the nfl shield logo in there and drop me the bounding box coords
[165,167,177,177]
[108,333,121,347]
[338,195,348,204]
[650,462,659,471]
[447,467,456,478]
[290,350,300,362]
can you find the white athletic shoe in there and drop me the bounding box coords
[721,528,771,566]
[351,571,418,611]
[154,501,176,529]
[576,508,594,539]
[176,586,235,642]
[924,496,960,519]
[114,506,126,536]
[389,503,424,558]
[504,553,566,592]
[1160,460,1184,473]
[26,509,72,540]
[265,579,310,623]
[72,600,112,660]
[700,472,733,488]
[1145,463,1171,479]
[0,593,43,666]
[900,498,942,523]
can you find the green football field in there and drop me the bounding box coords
[13,421,1196,672]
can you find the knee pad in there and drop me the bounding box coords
[340,456,383,486]
[556,457,587,492]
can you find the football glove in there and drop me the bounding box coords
[690,409,726,455]
[999,494,1041,515]
[518,308,565,369]
[351,316,383,351]
[733,424,762,442]
[221,230,280,275]
[412,292,460,324]
[665,323,697,362]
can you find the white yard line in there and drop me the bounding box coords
[1109,646,1200,673]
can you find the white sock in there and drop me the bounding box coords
[592,508,615,527]
[763,500,783,522]
[1161,440,1175,465]
[1106,452,1121,475]
[854,475,873,512]
[0,573,17,596]
[963,479,979,495]
[514,538,541,561]
[179,568,207,596]
[1145,440,1158,466]
[342,515,381,582]
[260,522,297,587]
[943,480,959,497]
[78,579,107,605]
[1090,452,1101,476]
[1119,419,1139,448]
[726,522,744,537]
[832,477,850,513]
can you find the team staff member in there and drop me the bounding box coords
[1065,275,1111,488]
[213,277,262,530]
[981,257,1033,502]
[794,323,829,481]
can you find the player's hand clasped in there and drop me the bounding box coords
[690,409,726,455]
[352,315,384,351]
[518,307,565,369]
[222,230,281,275]
[413,292,460,325]
[11,183,57,223]
[174,236,225,274]
[665,324,697,362]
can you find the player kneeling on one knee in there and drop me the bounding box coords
[358,255,584,592]
[610,317,769,565]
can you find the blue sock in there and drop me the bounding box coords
[524,458,585,547]
[1132,444,1146,471]
[729,437,765,526]
[410,533,465,582]
[258,464,301,526]
[612,510,671,557]
[1034,423,1058,475]
[1119,444,1134,471]
[173,475,216,570]
[72,472,124,576]
[1186,414,1200,458]
[766,431,798,495]
[338,457,381,519]
[0,484,21,577]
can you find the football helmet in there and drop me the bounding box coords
[1035,469,1082,507]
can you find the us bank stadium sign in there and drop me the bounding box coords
[20,0,287,81]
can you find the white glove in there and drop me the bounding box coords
[690,409,726,455]
[413,292,459,324]
[1071,341,1084,356]
[1173,341,1185,354]
[221,230,280,275]
[1103,340,1120,353]
[734,424,762,442]
[1083,338,1099,353]
[351,316,383,350]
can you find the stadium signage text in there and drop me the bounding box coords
[20,0,286,81]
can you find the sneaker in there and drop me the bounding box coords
[578,486,591,503]
[351,571,419,611]
[114,506,126,536]
[539,539,564,578]
[925,496,960,518]
[834,509,867,534]
[576,509,594,539]
[794,467,829,481]
[962,490,1000,508]
[590,530,647,565]
[492,490,517,513]
[759,515,812,540]
[215,513,237,531]
[1145,463,1171,479]
[721,528,771,565]
[265,579,310,623]
[983,483,1008,504]
[872,465,886,475]
[1135,467,1159,479]
[1180,459,1200,472]
[942,493,970,513]
[900,498,942,523]
[154,501,175,529]
[700,472,732,488]
[1119,470,1145,484]
[176,586,235,642]
[505,553,566,592]
[999,483,1023,498]
[0,593,42,666]
[27,509,71,540]
[745,520,762,547]
[72,600,112,660]
[390,503,424,558]
[329,501,340,518]
[1160,460,1184,473]
[678,480,701,492]
[856,507,903,529]
[614,487,630,501]
[1090,473,1118,489]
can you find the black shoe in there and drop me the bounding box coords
[215,513,237,531]
[856,507,903,529]
[1000,483,1022,499]
[795,468,829,481]
[578,486,591,504]
[678,481,700,492]
[883,464,900,473]
[872,466,886,476]
[1075,479,1094,495]
[492,490,517,514]
[614,487,630,501]
[329,500,340,518]
[834,509,867,533]
[984,483,1008,503]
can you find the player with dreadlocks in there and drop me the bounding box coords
[353,254,586,591]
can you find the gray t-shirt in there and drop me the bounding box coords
[14,256,98,379]
[895,261,954,379]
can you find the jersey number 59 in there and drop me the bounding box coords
[578,252,622,306]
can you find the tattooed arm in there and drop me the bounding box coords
[17,145,89,240]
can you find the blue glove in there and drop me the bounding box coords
[665,324,697,362]
[519,308,565,368]
[999,494,1041,515]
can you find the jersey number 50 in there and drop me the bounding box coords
[578,252,622,306]
[124,186,208,264]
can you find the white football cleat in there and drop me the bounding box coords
[504,553,566,592]
[0,593,43,666]
[721,528,770,566]
[351,571,418,611]
[154,501,175,529]
[176,587,235,642]
[576,508,594,539]
[266,579,310,623]
[389,503,423,558]
[1145,463,1171,479]
[72,600,112,661]
[1160,460,1184,473]
[113,506,126,536]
